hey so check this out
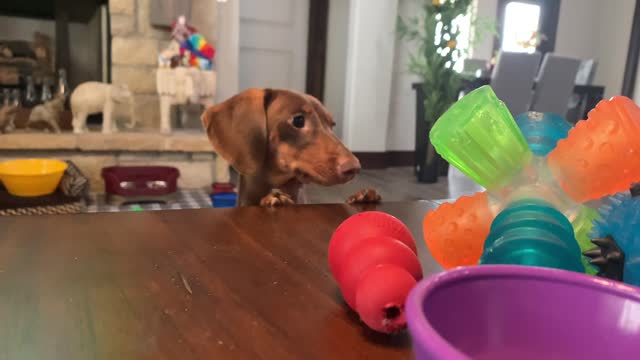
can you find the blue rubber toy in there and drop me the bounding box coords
[514,112,572,156]
[590,193,640,285]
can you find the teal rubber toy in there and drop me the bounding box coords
[480,198,585,273]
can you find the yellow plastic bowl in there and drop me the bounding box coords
[0,159,68,197]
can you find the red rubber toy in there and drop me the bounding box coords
[355,264,417,333]
[338,235,422,308]
[328,211,417,276]
[328,211,421,333]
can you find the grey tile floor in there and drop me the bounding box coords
[306,167,483,204]
[86,167,483,213]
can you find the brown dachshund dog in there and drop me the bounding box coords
[201,88,381,206]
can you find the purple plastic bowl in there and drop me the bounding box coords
[406,265,640,360]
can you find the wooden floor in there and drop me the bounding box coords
[305,167,483,204]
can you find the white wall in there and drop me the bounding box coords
[386,0,497,152]
[342,0,399,152]
[556,0,635,98]
[591,0,635,98]
[323,0,351,140]
[554,0,599,60]
[386,0,421,151]
[215,0,240,103]
[471,0,498,60]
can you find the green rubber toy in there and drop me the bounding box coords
[429,85,532,190]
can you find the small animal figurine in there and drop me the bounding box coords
[0,104,18,133]
[158,40,182,68]
[157,66,215,134]
[70,82,134,134]
[26,93,65,132]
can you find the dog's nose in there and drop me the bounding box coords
[337,157,361,180]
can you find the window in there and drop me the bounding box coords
[501,1,541,53]
[452,12,472,72]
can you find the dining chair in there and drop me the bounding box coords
[575,59,598,86]
[530,54,581,117]
[490,52,542,115]
[567,59,598,122]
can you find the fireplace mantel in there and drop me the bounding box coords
[0,130,211,152]
[0,130,223,190]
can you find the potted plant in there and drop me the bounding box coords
[398,0,490,183]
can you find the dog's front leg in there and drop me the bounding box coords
[346,188,382,204]
[259,180,304,207]
[259,189,296,207]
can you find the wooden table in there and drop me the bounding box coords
[0,201,442,359]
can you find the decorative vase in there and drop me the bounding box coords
[416,142,440,183]
[412,83,449,183]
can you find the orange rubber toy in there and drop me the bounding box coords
[548,96,640,203]
[422,192,493,269]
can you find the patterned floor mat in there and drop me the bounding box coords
[87,189,213,213]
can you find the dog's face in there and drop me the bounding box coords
[202,88,360,186]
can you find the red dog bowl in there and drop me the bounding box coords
[102,166,179,197]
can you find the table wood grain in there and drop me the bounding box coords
[0,201,442,360]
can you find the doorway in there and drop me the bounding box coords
[238,0,310,92]
[494,0,560,54]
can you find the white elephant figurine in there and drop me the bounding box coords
[156,67,216,134]
[70,82,134,134]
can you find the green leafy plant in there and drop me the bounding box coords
[397,0,496,181]
[397,0,494,123]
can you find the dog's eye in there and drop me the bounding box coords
[292,115,305,128]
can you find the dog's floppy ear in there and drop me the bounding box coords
[201,88,271,175]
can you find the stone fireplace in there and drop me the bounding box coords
[0,0,223,192]
[109,0,218,130]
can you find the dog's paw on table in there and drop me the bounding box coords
[260,190,295,207]
[346,188,382,204]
